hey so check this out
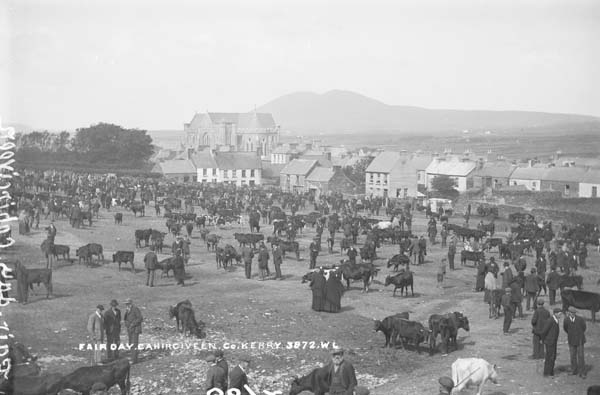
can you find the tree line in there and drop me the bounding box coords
[15,123,155,169]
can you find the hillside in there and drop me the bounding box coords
[257,90,600,134]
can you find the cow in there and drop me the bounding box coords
[482,238,503,252]
[52,244,70,261]
[561,289,600,322]
[289,366,330,395]
[461,250,484,266]
[387,254,410,272]
[150,230,166,253]
[373,312,410,347]
[206,234,221,251]
[385,270,414,297]
[169,300,192,332]
[338,262,378,292]
[60,357,131,395]
[169,300,207,338]
[157,257,175,278]
[134,228,152,248]
[477,221,495,236]
[428,312,470,355]
[14,261,53,304]
[559,275,583,290]
[0,373,63,395]
[390,318,431,354]
[114,212,123,225]
[130,202,145,217]
[234,232,264,249]
[76,243,104,266]
[451,357,499,395]
[278,240,300,260]
[112,251,135,272]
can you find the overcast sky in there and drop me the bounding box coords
[1,0,599,131]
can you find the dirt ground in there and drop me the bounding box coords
[3,203,600,394]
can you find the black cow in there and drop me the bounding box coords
[234,233,264,249]
[206,234,221,251]
[114,212,123,225]
[169,300,192,332]
[112,251,135,272]
[60,358,131,395]
[461,250,484,266]
[338,262,378,292]
[14,262,53,304]
[374,312,410,347]
[561,289,600,322]
[0,373,63,395]
[278,240,300,260]
[134,229,152,248]
[289,366,329,395]
[428,312,470,354]
[483,238,503,252]
[76,243,104,266]
[385,270,414,297]
[169,300,207,338]
[52,244,70,261]
[131,202,145,217]
[157,257,175,277]
[387,254,410,272]
[390,319,431,354]
[559,275,583,290]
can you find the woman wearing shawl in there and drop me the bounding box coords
[323,273,344,313]
[309,270,326,311]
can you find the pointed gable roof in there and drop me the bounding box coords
[281,159,318,176]
[366,151,402,173]
[238,112,276,129]
[306,167,335,182]
[214,152,262,170]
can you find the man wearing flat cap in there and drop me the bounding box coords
[87,304,105,365]
[539,308,562,376]
[564,306,587,378]
[123,298,143,364]
[524,267,540,311]
[205,354,227,392]
[104,299,121,361]
[438,376,454,394]
[230,354,251,395]
[327,349,357,395]
[501,288,513,334]
[531,299,550,359]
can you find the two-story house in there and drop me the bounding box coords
[280,159,318,193]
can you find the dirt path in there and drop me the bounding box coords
[3,207,599,394]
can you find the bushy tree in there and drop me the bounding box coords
[431,175,457,193]
[343,156,374,187]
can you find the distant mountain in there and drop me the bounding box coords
[257,90,600,135]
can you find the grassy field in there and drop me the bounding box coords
[3,204,600,394]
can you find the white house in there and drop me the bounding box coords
[425,156,477,192]
[509,166,548,191]
[580,170,600,198]
[189,149,262,186]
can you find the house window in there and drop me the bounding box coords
[513,181,517,186]
[592,186,597,198]
[404,188,408,198]
[565,184,570,195]
[242,170,246,178]
[212,169,216,176]
[250,180,255,186]
[251,169,255,177]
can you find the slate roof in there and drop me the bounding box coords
[581,169,600,184]
[186,112,276,130]
[190,150,217,168]
[543,166,589,183]
[473,162,517,178]
[426,158,477,176]
[280,159,317,175]
[299,155,333,168]
[214,152,262,170]
[306,167,335,182]
[510,166,549,180]
[153,160,196,174]
[366,152,401,173]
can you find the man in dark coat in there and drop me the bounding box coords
[501,288,513,334]
[447,238,456,270]
[323,273,344,313]
[475,260,487,292]
[215,350,229,391]
[173,251,185,286]
[327,349,357,395]
[564,306,587,378]
[501,262,513,289]
[205,354,227,392]
[510,279,524,319]
[546,267,561,305]
[229,354,251,394]
[258,244,270,280]
[241,245,254,279]
[104,299,121,361]
[310,271,326,312]
[531,299,550,359]
[347,246,358,265]
[144,251,158,287]
[539,308,561,376]
[123,298,143,364]
[272,244,283,280]
[309,239,320,269]
[524,268,540,310]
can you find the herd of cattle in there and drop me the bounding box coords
[7,170,600,394]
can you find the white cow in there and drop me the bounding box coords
[451,357,498,395]
[376,221,393,230]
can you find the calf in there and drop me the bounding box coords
[61,358,131,395]
[451,357,499,395]
[114,212,123,225]
[339,262,378,292]
[278,240,300,260]
[374,312,410,347]
[112,251,135,272]
[76,243,104,266]
[385,270,414,297]
[15,261,53,304]
[561,289,600,322]
[52,244,70,261]
[169,300,192,332]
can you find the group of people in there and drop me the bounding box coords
[204,350,251,394]
[309,268,345,313]
[87,298,143,365]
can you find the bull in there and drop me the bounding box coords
[561,289,600,322]
[112,251,135,272]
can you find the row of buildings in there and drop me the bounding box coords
[364,151,600,198]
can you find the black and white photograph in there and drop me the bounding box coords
[1,0,600,394]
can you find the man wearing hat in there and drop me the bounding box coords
[563,306,587,378]
[87,304,105,365]
[327,349,357,395]
[546,266,561,305]
[438,376,454,394]
[539,308,562,376]
[501,288,513,334]
[309,237,320,270]
[215,350,229,390]
[272,243,283,280]
[501,261,513,289]
[229,354,251,395]
[524,267,540,311]
[104,299,121,361]
[205,354,227,392]
[123,298,143,364]
[258,243,270,280]
[531,299,550,359]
